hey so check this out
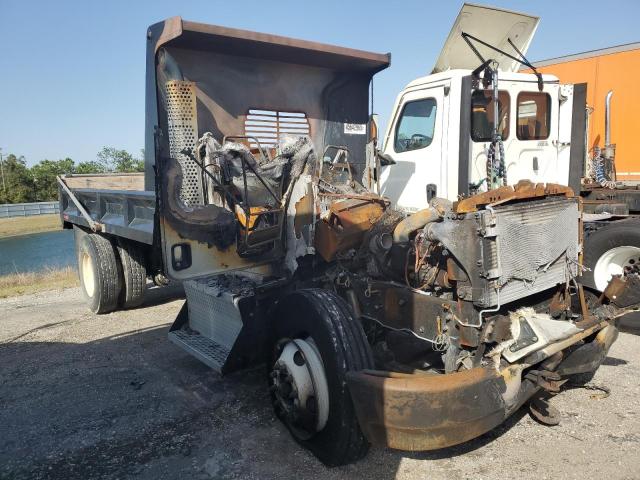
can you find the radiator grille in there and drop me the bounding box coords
[483,198,580,306]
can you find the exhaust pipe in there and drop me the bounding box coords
[602,90,616,180]
[605,90,613,146]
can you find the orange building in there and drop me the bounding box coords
[525,43,640,181]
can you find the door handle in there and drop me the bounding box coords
[553,140,571,148]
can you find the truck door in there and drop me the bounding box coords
[380,86,446,212]
[556,84,575,187]
[468,84,561,188]
[507,84,560,184]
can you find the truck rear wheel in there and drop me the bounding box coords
[583,219,640,291]
[269,289,374,467]
[76,232,122,314]
[116,239,147,309]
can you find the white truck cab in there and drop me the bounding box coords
[379,4,583,211]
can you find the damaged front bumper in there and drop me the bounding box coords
[347,323,619,451]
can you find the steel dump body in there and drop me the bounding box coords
[143,17,390,192]
[59,179,155,245]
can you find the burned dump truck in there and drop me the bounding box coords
[57,18,640,466]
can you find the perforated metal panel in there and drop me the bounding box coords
[244,109,310,148]
[165,80,203,205]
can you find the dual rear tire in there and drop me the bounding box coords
[75,229,147,314]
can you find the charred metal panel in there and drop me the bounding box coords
[156,47,373,179]
[314,198,385,261]
[158,156,236,248]
[556,325,618,376]
[146,17,389,191]
[351,280,457,342]
[582,186,640,213]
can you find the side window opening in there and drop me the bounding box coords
[471,90,510,142]
[517,92,551,140]
[394,98,437,153]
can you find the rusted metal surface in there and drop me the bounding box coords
[601,274,640,308]
[353,280,457,342]
[146,17,391,192]
[172,18,391,71]
[314,198,385,262]
[549,288,571,317]
[556,325,619,376]
[454,180,575,213]
[346,367,508,451]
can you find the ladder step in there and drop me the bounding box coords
[168,329,230,373]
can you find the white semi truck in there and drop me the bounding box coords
[377,3,640,294]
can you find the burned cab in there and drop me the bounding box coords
[60,16,639,468]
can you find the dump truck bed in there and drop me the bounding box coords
[59,173,155,245]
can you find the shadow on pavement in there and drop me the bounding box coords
[1,298,530,480]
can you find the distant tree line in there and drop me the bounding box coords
[0,147,144,204]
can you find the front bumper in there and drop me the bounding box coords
[347,324,619,451]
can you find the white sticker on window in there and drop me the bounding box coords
[344,123,366,135]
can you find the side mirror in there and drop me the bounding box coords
[426,183,437,203]
[377,152,396,166]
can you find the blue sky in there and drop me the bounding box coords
[1,0,639,165]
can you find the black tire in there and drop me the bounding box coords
[76,232,122,314]
[269,289,374,467]
[583,218,640,291]
[116,239,147,309]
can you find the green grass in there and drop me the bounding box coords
[0,214,61,238]
[0,266,78,298]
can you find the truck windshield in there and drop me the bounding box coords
[394,98,437,153]
[471,90,510,142]
[517,92,551,140]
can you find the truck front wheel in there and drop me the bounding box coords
[583,219,640,291]
[76,232,123,314]
[269,289,374,467]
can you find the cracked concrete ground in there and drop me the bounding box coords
[1,286,639,480]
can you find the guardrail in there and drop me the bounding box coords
[0,202,60,218]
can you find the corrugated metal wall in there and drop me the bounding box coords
[526,45,640,181]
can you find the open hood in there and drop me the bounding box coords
[433,3,539,73]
